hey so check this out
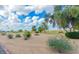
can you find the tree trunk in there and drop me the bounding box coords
[69,28,72,32]
[63,28,68,33]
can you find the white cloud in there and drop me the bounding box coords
[24,17,31,23]
[0,5,54,31]
[0,5,9,17]
[32,16,39,20]
[43,5,54,14]
[31,16,39,25]
[12,5,34,15]
[11,5,54,16]
[38,18,45,24]
[34,5,54,14]
[35,9,43,14]
[11,13,21,23]
[24,16,40,27]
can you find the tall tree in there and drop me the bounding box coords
[52,5,79,32]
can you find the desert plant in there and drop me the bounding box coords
[48,38,72,53]
[18,29,23,32]
[26,31,31,38]
[16,34,21,38]
[1,32,6,35]
[35,31,39,36]
[23,31,31,40]
[8,34,13,39]
[58,31,64,33]
[38,26,43,33]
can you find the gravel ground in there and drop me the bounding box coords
[0,33,58,54]
[0,33,78,54]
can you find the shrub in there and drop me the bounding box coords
[23,31,31,40]
[48,38,72,53]
[35,31,39,33]
[1,32,6,35]
[65,32,79,39]
[35,31,39,36]
[16,34,21,38]
[26,31,31,38]
[38,26,43,33]
[18,29,23,32]
[58,31,64,33]
[8,34,13,39]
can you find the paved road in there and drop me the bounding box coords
[0,45,8,54]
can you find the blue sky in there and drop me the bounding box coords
[0,5,59,31]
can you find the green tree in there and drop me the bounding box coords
[38,26,43,32]
[41,21,48,31]
[32,26,36,32]
[52,5,79,32]
[38,21,48,33]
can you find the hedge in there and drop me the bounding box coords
[65,32,79,39]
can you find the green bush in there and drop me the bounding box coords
[18,30,23,32]
[26,31,31,38]
[23,31,31,40]
[48,38,72,53]
[35,31,39,36]
[8,34,13,39]
[58,31,64,33]
[35,31,39,33]
[16,34,21,38]
[1,32,6,35]
[65,32,79,39]
[38,27,43,33]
